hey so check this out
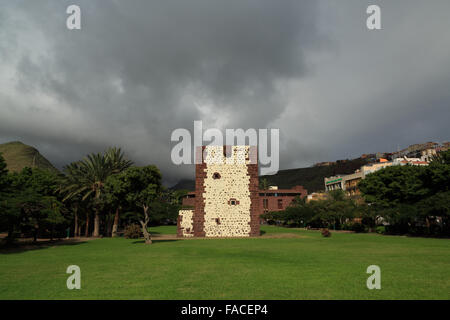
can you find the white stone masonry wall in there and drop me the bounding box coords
[179,209,194,237]
[202,146,251,237]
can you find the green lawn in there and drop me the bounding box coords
[1,226,449,299]
[149,225,177,235]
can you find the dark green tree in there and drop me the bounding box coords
[0,153,7,182]
[0,153,11,236]
[359,165,428,207]
[359,150,450,236]
[104,172,131,237]
[2,168,63,242]
[108,166,162,244]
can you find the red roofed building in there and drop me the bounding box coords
[259,185,307,215]
[181,191,196,207]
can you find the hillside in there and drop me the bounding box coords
[170,178,195,191]
[171,157,370,193]
[0,141,59,173]
[259,158,369,192]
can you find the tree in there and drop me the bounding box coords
[0,153,10,234]
[259,178,270,190]
[2,168,63,242]
[105,147,133,236]
[359,151,450,236]
[104,173,129,237]
[262,196,316,227]
[0,153,7,183]
[79,153,111,237]
[62,147,132,237]
[417,190,450,235]
[60,162,85,237]
[105,147,133,174]
[42,197,66,241]
[358,165,428,207]
[261,191,359,230]
[109,166,162,244]
[148,188,185,225]
[323,198,357,229]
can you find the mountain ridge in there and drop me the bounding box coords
[0,141,59,173]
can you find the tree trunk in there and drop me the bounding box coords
[93,209,100,237]
[141,225,152,244]
[139,206,152,244]
[33,224,38,243]
[85,214,90,237]
[105,212,112,237]
[6,222,15,244]
[112,207,120,237]
[74,207,79,237]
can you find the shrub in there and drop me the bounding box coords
[124,224,142,239]
[375,226,386,234]
[321,228,331,237]
[342,223,352,230]
[350,222,366,233]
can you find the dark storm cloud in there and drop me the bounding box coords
[0,0,449,186]
[273,0,450,169]
[0,0,320,185]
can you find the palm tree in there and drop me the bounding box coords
[76,153,111,237]
[60,162,85,237]
[105,147,133,236]
[105,147,133,174]
[62,148,132,237]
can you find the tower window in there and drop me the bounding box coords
[213,172,221,179]
[228,198,239,205]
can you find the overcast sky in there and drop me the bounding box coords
[1,0,449,186]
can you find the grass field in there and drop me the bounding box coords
[1,226,449,300]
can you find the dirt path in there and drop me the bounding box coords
[151,233,311,240]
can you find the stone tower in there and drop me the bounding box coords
[177,145,260,237]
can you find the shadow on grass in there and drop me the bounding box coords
[131,239,180,244]
[260,230,266,236]
[0,239,88,254]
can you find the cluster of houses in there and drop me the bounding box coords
[323,141,449,196]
